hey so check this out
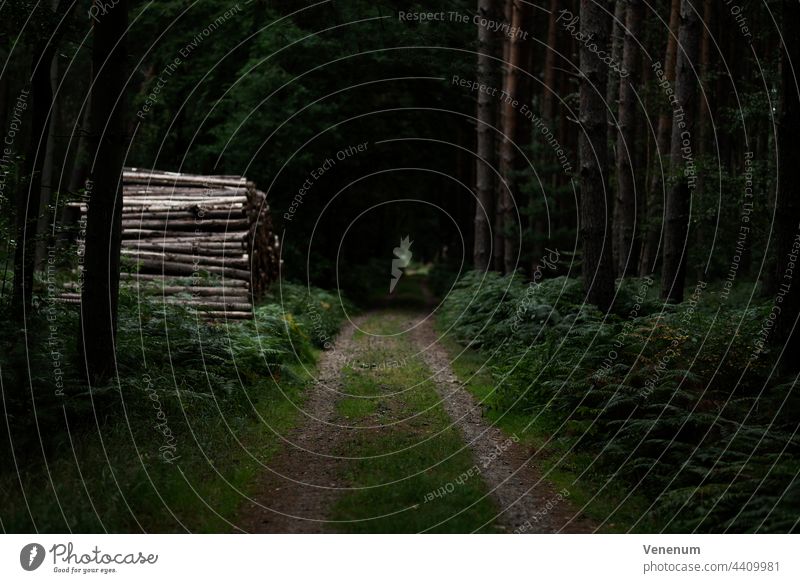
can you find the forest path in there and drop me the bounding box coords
[238,286,593,533]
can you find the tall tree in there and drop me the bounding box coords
[80,0,128,383]
[613,0,643,275]
[35,36,60,268]
[57,93,92,250]
[660,0,699,303]
[693,0,713,281]
[497,0,533,274]
[535,0,559,264]
[772,0,800,370]
[474,0,497,271]
[493,0,513,272]
[579,0,615,312]
[541,0,559,129]
[606,0,626,157]
[11,0,72,319]
[638,0,680,276]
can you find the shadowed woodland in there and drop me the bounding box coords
[0,0,799,533]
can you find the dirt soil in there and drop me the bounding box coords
[238,307,595,533]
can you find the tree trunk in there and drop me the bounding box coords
[579,0,615,312]
[606,0,626,170]
[498,0,533,275]
[59,89,93,251]
[556,19,577,250]
[80,0,128,383]
[613,0,643,276]
[0,40,8,154]
[772,0,800,371]
[638,0,680,276]
[35,42,60,268]
[533,0,560,266]
[11,1,72,319]
[660,0,700,303]
[474,0,497,271]
[509,0,534,275]
[694,0,713,281]
[541,0,558,125]
[493,0,514,272]
[607,1,625,110]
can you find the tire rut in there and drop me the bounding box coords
[237,316,363,533]
[411,317,596,533]
[239,307,595,533]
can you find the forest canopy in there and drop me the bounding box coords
[0,0,798,537]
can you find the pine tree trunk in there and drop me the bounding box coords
[499,0,533,275]
[660,0,700,303]
[35,44,60,268]
[80,0,128,383]
[493,0,514,272]
[613,0,643,276]
[534,0,559,266]
[474,0,497,271]
[556,16,577,250]
[11,1,72,319]
[772,0,800,371]
[542,0,558,125]
[56,93,92,250]
[579,0,615,312]
[638,0,680,276]
[694,0,713,281]
[606,0,626,172]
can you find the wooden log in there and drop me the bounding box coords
[84,169,283,306]
[122,249,249,269]
[123,186,247,195]
[121,210,245,220]
[177,300,253,310]
[122,230,249,241]
[122,219,250,231]
[122,192,246,200]
[121,197,247,205]
[123,170,248,188]
[56,296,81,304]
[133,259,251,281]
[121,240,244,249]
[72,203,245,214]
[121,242,247,256]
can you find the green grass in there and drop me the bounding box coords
[1,360,316,533]
[329,312,501,533]
[437,270,800,533]
[0,282,349,533]
[336,368,381,420]
[437,330,656,532]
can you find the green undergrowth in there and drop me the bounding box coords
[0,281,348,533]
[439,270,800,533]
[437,332,655,533]
[329,312,500,533]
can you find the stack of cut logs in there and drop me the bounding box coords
[66,168,281,319]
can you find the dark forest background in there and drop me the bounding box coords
[1,0,798,533]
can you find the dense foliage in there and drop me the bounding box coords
[0,282,349,532]
[2,0,799,535]
[441,271,799,532]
